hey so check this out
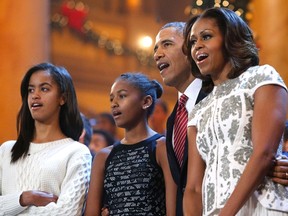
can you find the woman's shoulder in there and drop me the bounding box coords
[0,141,16,160]
[0,140,16,150]
[246,64,279,78]
[69,139,92,154]
[52,138,92,157]
[241,64,286,89]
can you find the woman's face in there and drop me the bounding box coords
[27,70,65,124]
[190,18,232,84]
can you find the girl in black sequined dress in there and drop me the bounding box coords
[85,72,176,216]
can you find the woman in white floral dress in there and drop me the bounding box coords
[182,7,288,216]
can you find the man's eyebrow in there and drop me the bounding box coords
[153,44,158,52]
[161,39,173,44]
[154,39,173,52]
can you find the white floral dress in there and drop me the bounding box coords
[188,65,288,216]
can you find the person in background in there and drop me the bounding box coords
[0,62,92,215]
[91,112,119,141]
[85,72,176,215]
[80,113,93,148]
[88,129,115,156]
[154,20,207,215]
[183,7,288,215]
[148,98,169,135]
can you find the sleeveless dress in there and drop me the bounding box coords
[103,134,166,215]
[188,65,288,215]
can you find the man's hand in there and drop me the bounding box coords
[270,159,288,186]
[20,190,58,207]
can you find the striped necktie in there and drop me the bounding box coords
[174,94,188,167]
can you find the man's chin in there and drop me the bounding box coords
[163,80,174,88]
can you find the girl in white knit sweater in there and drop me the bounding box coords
[0,63,92,216]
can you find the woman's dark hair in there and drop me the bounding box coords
[11,62,83,163]
[116,72,163,118]
[183,7,259,92]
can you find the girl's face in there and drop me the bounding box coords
[110,79,146,129]
[190,18,232,84]
[28,70,65,124]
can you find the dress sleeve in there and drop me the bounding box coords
[23,149,92,216]
[250,64,287,93]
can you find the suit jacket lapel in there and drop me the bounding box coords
[166,102,182,185]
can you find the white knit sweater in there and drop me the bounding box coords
[0,138,92,216]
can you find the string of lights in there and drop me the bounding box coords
[186,0,252,23]
[51,0,253,68]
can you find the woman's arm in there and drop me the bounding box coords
[85,147,111,216]
[219,85,287,216]
[156,137,177,216]
[183,126,206,216]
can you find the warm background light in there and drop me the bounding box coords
[138,36,153,49]
[0,0,288,143]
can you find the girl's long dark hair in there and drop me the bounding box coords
[11,62,83,163]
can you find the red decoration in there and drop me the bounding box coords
[60,1,88,33]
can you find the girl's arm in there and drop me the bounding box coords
[183,126,205,216]
[1,145,92,216]
[25,150,91,216]
[219,85,287,216]
[85,147,111,216]
[156,137,177,216]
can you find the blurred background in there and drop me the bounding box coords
[0,0,288,143]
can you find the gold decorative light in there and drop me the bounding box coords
[189,0,252,23]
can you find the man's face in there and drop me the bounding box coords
[154,27,192,92]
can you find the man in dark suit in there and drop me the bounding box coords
[153,21,206,216]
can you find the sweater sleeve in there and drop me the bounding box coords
[0,193,28,215]
[22,149,91,216]
[0,142,28,215]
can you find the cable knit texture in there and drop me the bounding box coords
[0,138,92,216]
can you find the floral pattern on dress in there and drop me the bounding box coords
[188,65,288,215]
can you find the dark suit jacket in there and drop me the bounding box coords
[166,89,207,216]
